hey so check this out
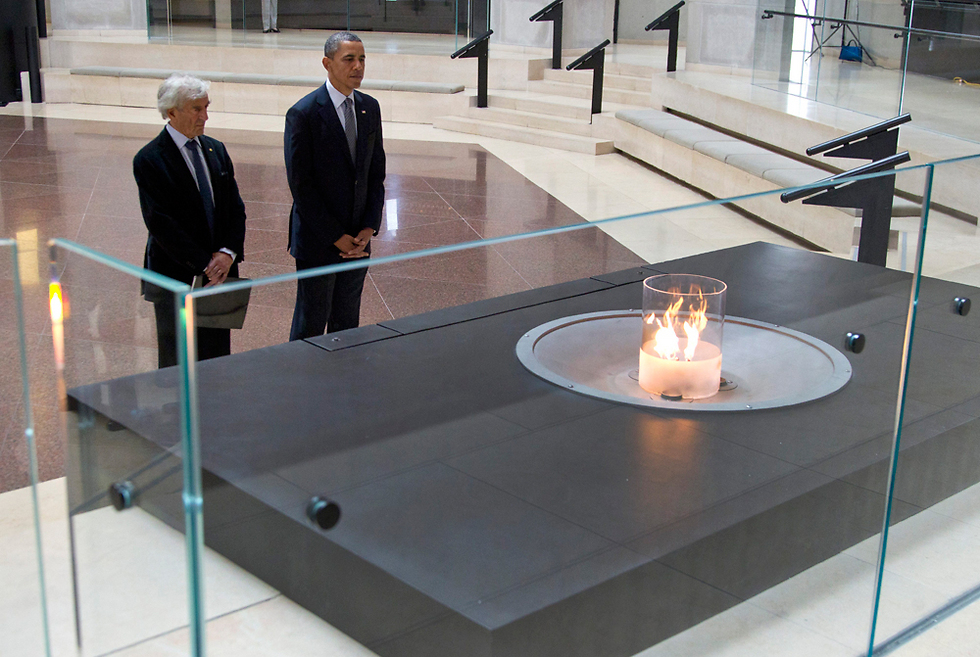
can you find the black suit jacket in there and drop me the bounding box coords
[133,128,247,300]
[284,84,386,264]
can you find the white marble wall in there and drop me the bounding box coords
[616,0,689,44]
[492,0,616,50]
[685,0,784,70]
[49,0,146,31]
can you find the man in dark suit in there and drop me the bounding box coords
[134,74,247,367]
[284,31,386,341]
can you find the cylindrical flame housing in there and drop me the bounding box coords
[639,274,727,399]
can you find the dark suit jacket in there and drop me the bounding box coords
[133,128,247,300]
[284,84,386,264]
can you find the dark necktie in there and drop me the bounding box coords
[343,97,357,160]
[186,139,215,236]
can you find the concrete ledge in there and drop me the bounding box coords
[70,66,465,94]
[600,111,855,253]
[605,108,921,253]
[45,68,471,122]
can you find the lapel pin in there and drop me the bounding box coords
[361,110,366,114]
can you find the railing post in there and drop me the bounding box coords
[530,0,563,70]
[451,30,493,109]
[781,151,912,267]
[567,39,610,115]
[645,0,685,73]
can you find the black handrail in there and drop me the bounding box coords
[530,0,564,70]
[567,39,611,115]
[567,39,611,70]
[761,9,980,44]
[451,30,493,108]
[780,151,911,203]
[529,0,562,22]
[646,0,685,31]
[645,0,685,72]
[451,30,493,59]
[807,113,911,157]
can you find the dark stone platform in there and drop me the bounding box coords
[66,243,980,657]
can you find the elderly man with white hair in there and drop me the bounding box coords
[133,73,247,368]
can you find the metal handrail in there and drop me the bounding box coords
[451,30,493,108]
[807,114,911,156]
[529,0,562,22]
[451,30,493,59]
[645,0,685,72]
[567,39,610,71]
[646,0,685,31]
[761,8,980,44]
[530,0,564,70]
[780,151,911,203]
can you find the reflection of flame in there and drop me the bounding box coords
[49,282,63,323]
[644,290,708,361]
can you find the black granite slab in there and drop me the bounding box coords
[66,242,980,657]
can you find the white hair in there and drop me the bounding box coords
[156,74,210,120]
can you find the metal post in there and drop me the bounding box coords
[591,54,604,115]
[25,25,41,103]
[477,39,488,108]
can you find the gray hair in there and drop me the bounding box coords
[324,31,362,57]
[156,74,210,120]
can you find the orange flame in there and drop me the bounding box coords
[644,290,708,361]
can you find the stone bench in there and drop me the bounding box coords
[69,67,466,94]
[606,108,920,255]
[43,67,471,122]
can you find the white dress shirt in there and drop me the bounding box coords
[165,124,236,262]
[324,77,356,141]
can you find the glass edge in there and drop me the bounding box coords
[188,153,980,296]
[865,162,935,656]
[49,238,191,292]
[4,240,53,656]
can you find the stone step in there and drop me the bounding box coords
[432,116,615,155]
[528,80,650,106]
[464,106,596,137]
[605,62,658,78]
[542,68,652,92]
[486,93,594,120]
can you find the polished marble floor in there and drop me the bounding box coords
[0,115,655,494]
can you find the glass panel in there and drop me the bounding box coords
[168,165,931,655]
[752,0,905,122]
[48,242,198,656]
[0,238,51,656]
[870,155,980,652]
[146,0,475,49]
[901,1,980,144]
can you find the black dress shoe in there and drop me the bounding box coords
[272,28,280,33]
[263,28,272,33]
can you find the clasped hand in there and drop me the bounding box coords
[335,228,374,259]
[204,251,234,286]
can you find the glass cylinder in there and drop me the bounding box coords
[639,274,727,400]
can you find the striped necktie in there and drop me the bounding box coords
[343,97,357,160]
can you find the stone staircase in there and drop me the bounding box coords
[432,63,653,155]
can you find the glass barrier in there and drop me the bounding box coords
[149,164,933,656]
[752,0,905,123]
[0,238,51,656]
[901,0,980,145]
[870,158,980,652]
[46,242,205,656]
[48,155,980,654]
[146,0,483,54]
[753,0,980,146]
